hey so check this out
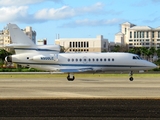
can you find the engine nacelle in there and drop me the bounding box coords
[5,55,12,62]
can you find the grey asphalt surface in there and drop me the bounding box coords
[0,77,160,119]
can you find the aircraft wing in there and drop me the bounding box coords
[59,68,93,73]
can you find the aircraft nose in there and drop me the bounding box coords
[148,62,157,69]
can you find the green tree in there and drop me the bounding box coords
[0,49,12,63]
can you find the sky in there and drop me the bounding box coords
[0,0,160,44]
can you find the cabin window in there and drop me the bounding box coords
[108,59,110,61]
[96,59,99,61]
[112,59,114,61]
[92,58,95,62]
[79,59,82,62]
[100,58,102,61]
[72,59,74,62]
[84,59,86,62]
[88,58,91,61]
[68,59,70,62]
[104,58,106,61]
[76,59,78,62]
[27,57,29,59]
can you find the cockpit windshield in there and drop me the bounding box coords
[133,56,142,60]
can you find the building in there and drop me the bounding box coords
[22,26,36,44]
[115,22,160,50]
[55,35,109,52]
[0,26,36,52]
[0,28,11,51]
[37,38,47,45]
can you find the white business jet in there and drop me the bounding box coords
[5,23,157,81]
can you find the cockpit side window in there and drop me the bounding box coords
[133,56,137,59]
[133,56,142,60]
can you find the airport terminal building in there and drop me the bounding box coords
[55,35,109,52]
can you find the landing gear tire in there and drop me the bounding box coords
[129,77,134,81]
[67,75,75,81]
[129,71,134,81]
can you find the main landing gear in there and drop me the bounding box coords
[67,73,75,81]
[129,71,134,81]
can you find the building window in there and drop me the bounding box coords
[125,28,127,34]
[152,31,154,38]
[78,42,80,47]
[76,42,77,47]
[87,41,89,47]
[137,31,140,38]
[142,31,144,38]
[81,42,83,47]
[146,31,149,38]
[134,32,136,38]
[129,43,133,45]
[69,42,72,47]
[130,31,132,38]
[158,31,160,38]
[84,42,86,47]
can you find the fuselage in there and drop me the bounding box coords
[7,52,157,72]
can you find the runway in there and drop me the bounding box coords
[0,77,160,99]
[1,76,160,119]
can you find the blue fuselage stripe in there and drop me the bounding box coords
[14,62,147,67]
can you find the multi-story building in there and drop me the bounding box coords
[22,26,36,44]
[0,28,11,51]
[0,26,36,52]
[115,22,160,50]
[55,35,109,52]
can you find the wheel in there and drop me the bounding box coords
[129,77,134,81]
[67,76,75,81]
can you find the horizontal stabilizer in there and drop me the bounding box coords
[4,44,32,48]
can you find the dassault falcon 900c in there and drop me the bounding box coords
[5,23,157,81]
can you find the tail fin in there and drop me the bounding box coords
[7,23,35,46]
[7,23,36,54]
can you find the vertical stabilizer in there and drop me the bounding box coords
[7,23,35,46]
[7,23,36,54]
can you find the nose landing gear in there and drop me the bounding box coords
[129,71,134,81]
